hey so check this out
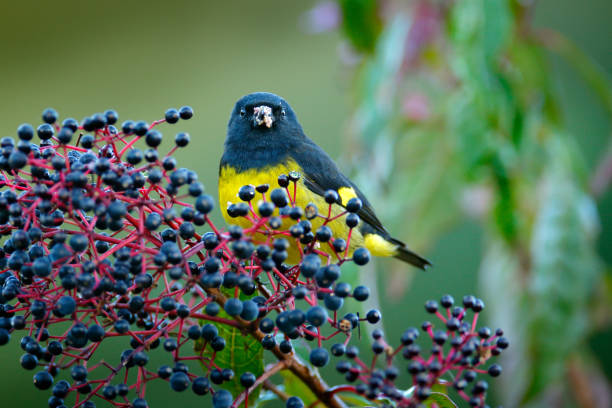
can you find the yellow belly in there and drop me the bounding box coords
[219,159,376,264]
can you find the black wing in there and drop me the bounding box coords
[289,139,390,238]
[289,138,432,270]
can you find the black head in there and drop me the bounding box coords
[226,92,303,146]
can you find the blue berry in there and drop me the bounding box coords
[331,343,345,356]
[33,256,52,277]
[224,298,243,316]
[145,130,162,147]
[160,297,176,311]
[270,188,288,207]
[496,337,509,349]
[56,127,73,144]
[334,282,351,297]
[259,318,275,333]
[158,365,172,379]
[238,185,256,201]
[87,324,105,342]
[211,336,226,351]
[178,106,194,120]
[201,324,218,341]
[163,338,177,352]
[488,364,502,377]
[54,296,76,317]
[292,286,308,300]
[306,306,327,327]
[0,327,10,346]
[48,395,63,408]
[258,201,274,217]
[42,108,58,124]
[240,300,259,321]
[315,226,332,242]
[210,369,223,385]
[440,294,454,308]
[37,124,54,140]
[261,335,276,349]
[187,325,201,340]
[52,380,70,398]
[324,294,343,311]
[212,389,233,408]
[286,396,305,408]
[240,372,256,388]
[38,339,57,356]
[366,309,381,324]
[165,108,179,124]
[20,353,38,369]
[192,376,210,395]
[117,383,129,396]
[102,385,117,400]
[132,398,148,408]
[300,254,320,278]
[279,340,293,353]
[345,198,362,213]
[276,311,294,333]
[425,300,439,313]
[17,123,34,140]
[114,319,130,334]
[353,285,370,301]
[169,372,190,392]
[132,351,149,366]
[352,247,370,265]
[309,348,329,367]
[324,190,339,204]
[71,365,88,381]
[195,195,214,214]
[33,371,54,390]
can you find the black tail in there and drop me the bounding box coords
[389,238,431,270]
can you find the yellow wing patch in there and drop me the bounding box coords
[219,160,300,211]
[364,234,398,257]
[219,161,399,263]
[337,186,357,205]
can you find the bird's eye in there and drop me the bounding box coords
[239,108,246,118]
[280,109,286,118]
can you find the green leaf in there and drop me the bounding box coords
[280,370,318,406]
[251,387,283,408]
[197,290,264,402]
[338,0,382,53]
[424,392,458,408]
[353,15,410,146]
[481,0,511,61]
[422,382,457,408]
[479,239,531,406]
[337,392,375,407]
[523,137,601,401]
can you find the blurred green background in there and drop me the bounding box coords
[0,0,610,407]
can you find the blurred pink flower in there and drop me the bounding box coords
[401,91,431,122]
[302,1,340,34]
[403,0,441,68]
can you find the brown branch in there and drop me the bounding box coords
[263,380,290,401]
[203,287,347,408]
[232,361,289,408]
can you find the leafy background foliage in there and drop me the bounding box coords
[0,0,610,407]
[334,1,611,407]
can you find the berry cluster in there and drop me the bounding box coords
[329,295,508,408]
[0,107,506,408]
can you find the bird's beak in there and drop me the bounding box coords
[253,106,274,128]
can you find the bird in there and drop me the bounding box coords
[218,92,430,270]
